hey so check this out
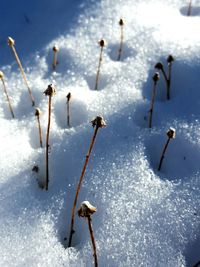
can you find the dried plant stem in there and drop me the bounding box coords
[192,259,200,267]
[45,95,52,190]
[158,137,170,171]
[53,52,57,70]
[149,73,159,128]
[87,215,98,267]
[66,93,71,128]
[68,126,99,247]
[94,46,103,90]
[37,115,43,148]
[187,0,192,16]
[117,19,124,61]
[10,45,35,106]
[0,76,14,118]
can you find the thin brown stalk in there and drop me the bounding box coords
[44,84,56,191]
[8,37,35,106]
[187,0,192,16]
[35,108,43,148]
[87,216,98,267]
[167,55,174,100]
[66,92,71,127]
[78,201,98,267]
[0,72,14,118]
[117,19,124,61]
[52,45,59,70]
[148,73,159,128]
[94,40,105,90]
[68,116,106,247]
[158,128,176,171]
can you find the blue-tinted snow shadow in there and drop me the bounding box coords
[107,43,137,62]
[0,0,97,67]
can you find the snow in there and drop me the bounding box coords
[1,0,200,266]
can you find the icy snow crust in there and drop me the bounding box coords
[1,0,200,266]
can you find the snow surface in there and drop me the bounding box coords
[1,0,200,266]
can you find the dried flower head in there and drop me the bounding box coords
[66,92,71,102]
[91,116,106,128]
[167,55,174,64]
[119,18,124,26]
[152,72,159,82]
[167,127,176,139]
[155,62,164,70]
[43,84,56,96]
[35,108,41,117]
[7,37,15,46]
[78,201,97,217]
[32,165,39,173]
[0,71,4,79]
[99,39,106,47]
[53,45,59,52]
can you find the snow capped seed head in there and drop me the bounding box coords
[0,71,4,79]
[167,127,176,139]
[91,116,106,128]
[7,37,15,46]
[167,55,174,64]
[66,92,71,102]
[99,39,106,47]
[152,72,159,82]
[35,108,41,116]
[53,45,59,52]
[119,18,124,26]
[155,62,163,70]
[43,84,56,96]
[78,201,97,217]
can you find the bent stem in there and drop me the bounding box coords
[87,216,98,267]
[68,116,106,247]
[117,19,124,61]
[148,73,159,128]
[8,37,35,106]
[158,137,171,171]
[0,72,14,118]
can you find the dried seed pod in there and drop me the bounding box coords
[7,37,15,46]
[66,92,71,102]
[35,108,41,117]
[32,165,39,173]
[43,84,56,96]
[0,71,4,79]
[167,127,176,139]
[155,62,164,70]
[91,116,107,128]
[78,201,97,217]
[152,72,159,82]
[167,55,174,64]
[119,18,124,26]
[53,45,59,52]
[99,39,106,47]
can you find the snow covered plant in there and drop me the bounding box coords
[66,92,71,128]
[35,108,43,148]
[94,39,106,90]
[52,45,59,70]
[158,127,176,171]
[155,55,174,100]
[78,201,98,267]
[0,71,15,118]
[43,84,56,190]
[148,72,159,128]
[117,18,124,61]
[7,37,35,106]
[68,116,106,247]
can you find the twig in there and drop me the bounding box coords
[35,108,43,148]
[78,201,98,267]
[43,84,56,190]
[94,40,106,90]
[148,73,159,128]
[158,128,176,171]
[117,18,124,61]
[7,37,35,106]
[68,116,106,247]
[187,0,192,16]
[52,45,59,70]
[0,71,15,118]
[66,92,71,128]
